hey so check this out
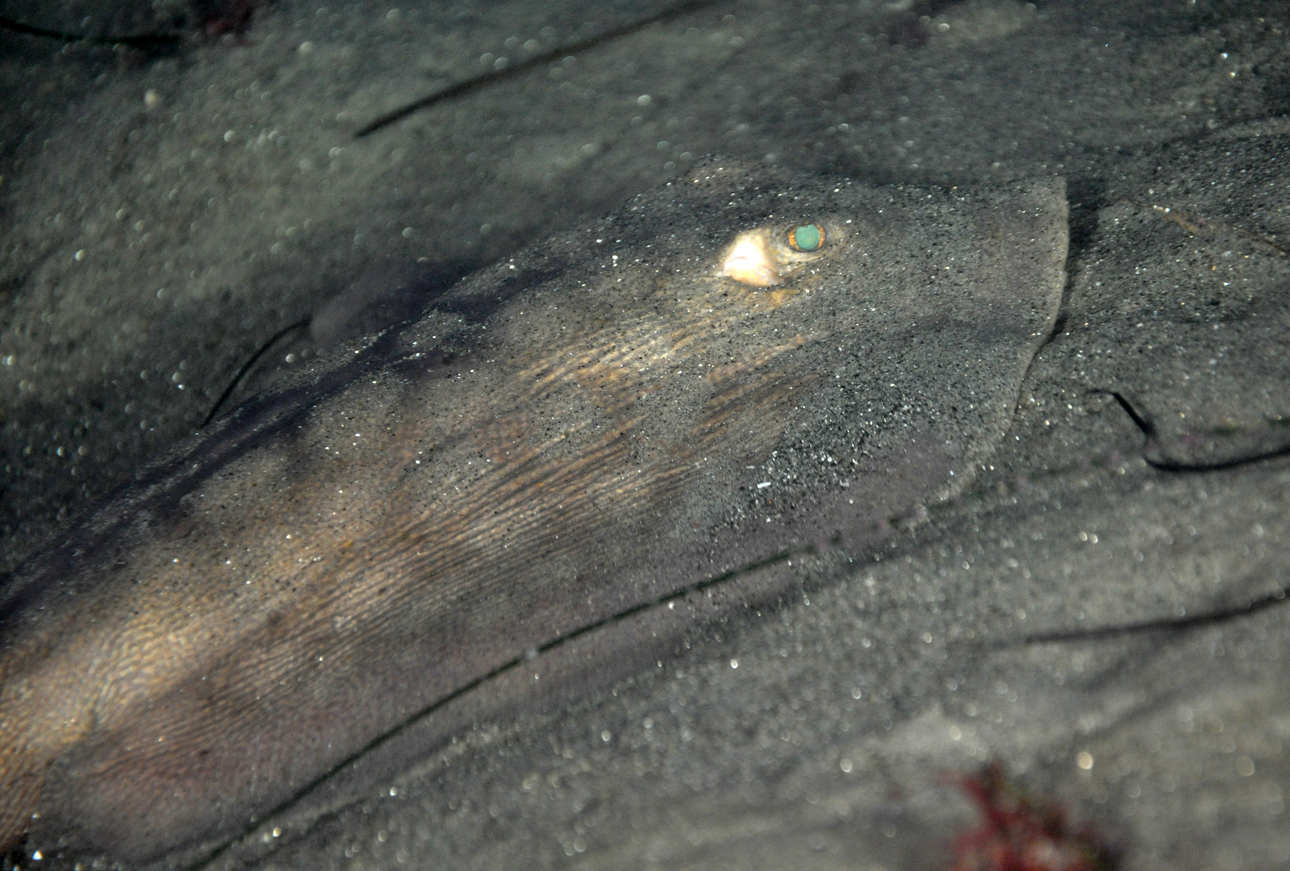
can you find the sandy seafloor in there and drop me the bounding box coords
[1,0,1290,868]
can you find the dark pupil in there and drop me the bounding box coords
[791,225,822,251]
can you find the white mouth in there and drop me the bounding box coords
[721,232,780,287]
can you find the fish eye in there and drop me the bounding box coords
[786,223,825,252]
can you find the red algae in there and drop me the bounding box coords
[948,761,1118,871]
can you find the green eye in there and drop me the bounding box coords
[787,223,824,252]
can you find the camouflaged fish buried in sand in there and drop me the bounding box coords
[0,160,1067,868]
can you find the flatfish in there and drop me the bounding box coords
[0,160,1067,866]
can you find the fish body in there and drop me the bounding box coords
[0,162,1067,865]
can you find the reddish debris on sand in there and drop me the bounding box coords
[948,761,1117,871]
